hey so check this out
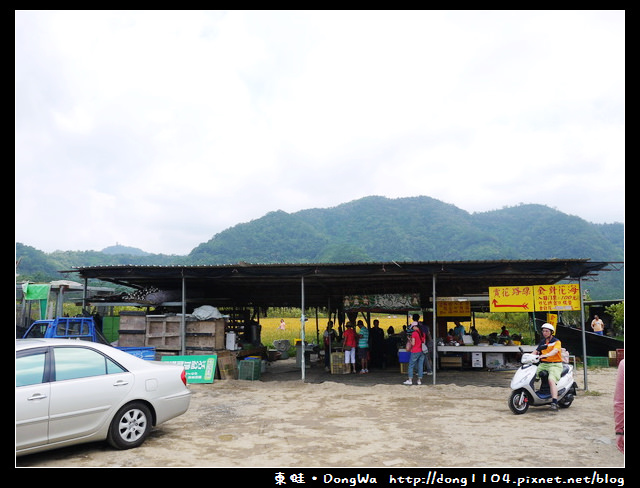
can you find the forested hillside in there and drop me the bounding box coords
[189,196,623,263]
[16,196,624,298]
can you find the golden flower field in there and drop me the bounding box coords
[259,314,508,348]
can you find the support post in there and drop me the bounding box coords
[181,271,186,356]
[432,273,437,385]
[579,276,588,390]
[300,276,306,381]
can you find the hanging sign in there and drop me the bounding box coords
[534,284,581,311]
[437,300,471,317]
[343,293,420,311]
[489,286,535,312]
[161,355,217,383]
[489,284,581,312]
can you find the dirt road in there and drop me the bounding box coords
[16,359,624,468]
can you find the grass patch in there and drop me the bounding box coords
[581,389,602,396]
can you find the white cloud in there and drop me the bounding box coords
[15,10,625,255]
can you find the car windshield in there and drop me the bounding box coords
[23,323,49,338]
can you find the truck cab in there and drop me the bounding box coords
[22,316,111,345]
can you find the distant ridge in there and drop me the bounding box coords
[15,195,624,299]
[101,244,150,256]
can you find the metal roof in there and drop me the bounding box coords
[63,259,613,310]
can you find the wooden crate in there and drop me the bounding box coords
[118,311,147,332]
[186,319,226,351]
[440,355,463,369]
[117,331,146,347]
[156,350,179,360]
[146,315,182,350]
[330,352,345,365]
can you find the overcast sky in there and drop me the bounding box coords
[15,10,625,256]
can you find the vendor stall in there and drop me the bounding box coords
[437,344,535,369]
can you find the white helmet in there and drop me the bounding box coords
[541,323,555,333]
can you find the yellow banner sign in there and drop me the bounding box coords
[489,284,581,312]
[437,300,471,317]
[534,284,581,311]
[489,286,535,312]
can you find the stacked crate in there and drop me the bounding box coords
[146,315,182,351]
[144,315,227,356]
[186,319,226,355]
[330,351,350,374]
[118,311,147,347]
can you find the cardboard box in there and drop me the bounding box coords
[216,351,238,379]
[471,352,483,368]
[440,356,463,368]
[485,353,504,368]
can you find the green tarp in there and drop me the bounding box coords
[21,283,50,319]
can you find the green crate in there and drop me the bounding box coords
[101,316,120,343]
[239,358,261,380]
[587,356,609,368]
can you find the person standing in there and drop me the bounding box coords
[403,322,425,385]
[418,316,433,375]
[591,315,605,335]
[342,323,358,373]
[278,319,286,331]
[356,320,370,373]
[533,323,563,411]
[323,321,336,372]
[369,319,385,368]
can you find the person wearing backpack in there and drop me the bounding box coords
[403,316,426,385]
[418,317,433,376]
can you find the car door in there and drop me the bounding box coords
[47,345,134,445]
[16,347,51,451]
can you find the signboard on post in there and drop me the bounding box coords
[534,284,581,311]
[161,355,217,384]
[489,284,581,312]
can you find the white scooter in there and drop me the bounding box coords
[508,348,577,414]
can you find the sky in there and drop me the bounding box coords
[15,10,625,256]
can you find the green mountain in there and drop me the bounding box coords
[189,196,623,263]
[16,196,624,298]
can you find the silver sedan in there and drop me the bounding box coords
[16,338,192,457]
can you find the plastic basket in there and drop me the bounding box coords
[117,346,156,361]
[586,356,609,368]
[239,358,261,380]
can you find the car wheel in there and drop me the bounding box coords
[107,402,152,450]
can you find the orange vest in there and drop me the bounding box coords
[538,337,562,362]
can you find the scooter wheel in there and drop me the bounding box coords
[558,394,574,409]
[508,389,530,415]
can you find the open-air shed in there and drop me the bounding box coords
[64,258,618,386]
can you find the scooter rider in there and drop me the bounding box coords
[533,323,563,411]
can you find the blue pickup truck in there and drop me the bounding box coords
[22,316,155,360]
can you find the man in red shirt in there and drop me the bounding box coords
[342,323,358,374]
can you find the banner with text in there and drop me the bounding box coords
[489,284,580,312]
[437,300,471,317]
[161,355,217,383]
[343,293,420,311]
